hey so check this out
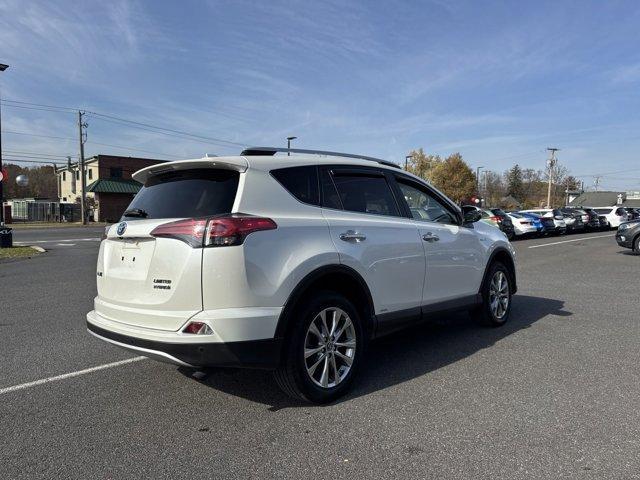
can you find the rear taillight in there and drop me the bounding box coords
[150,218,207,247]
[489,216,500,223]
[205,216,277,247]
[150,215,277,248]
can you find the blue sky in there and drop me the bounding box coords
[1,0,640,190]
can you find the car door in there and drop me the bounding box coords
[391,175,485,309]
[319,166,426,332]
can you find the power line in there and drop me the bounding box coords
[1,130,180,159]
[3,98,248,149]
[86,112,246,148]
[84,140,183,159]
[1,130,76,141]
[3,149,73,158]
[2,158,65,165]
[0,99,77,112]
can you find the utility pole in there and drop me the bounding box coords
[546,148,559,208]
[78,111,88,224]
[0,63,9,230]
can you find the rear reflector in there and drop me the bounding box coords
[182,321,213,335]
[150,215,277,248]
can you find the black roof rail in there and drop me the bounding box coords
[240,146,401,169]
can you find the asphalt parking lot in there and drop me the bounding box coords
[1,227,638,479]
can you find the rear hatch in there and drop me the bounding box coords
[95,167,240,331]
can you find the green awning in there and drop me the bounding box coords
[86,178,142,194]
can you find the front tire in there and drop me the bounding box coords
[274,291,364,404]
[633,235,640,254]
[472,262,513,327]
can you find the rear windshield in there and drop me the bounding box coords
[122,169,239,220]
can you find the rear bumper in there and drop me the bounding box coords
[87,310,282,369]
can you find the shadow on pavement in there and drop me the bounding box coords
[179,294,570,409]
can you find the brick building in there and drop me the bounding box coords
[56,155,165,222]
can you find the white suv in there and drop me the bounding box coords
[592,206,627,228]
[87,148,517,403]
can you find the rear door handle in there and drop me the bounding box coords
[339,230,366,242]
[422,232,439,242]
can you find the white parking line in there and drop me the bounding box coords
[528,233,616,249]
[0,357,146,396]
[15,238,101,244]
[56,243,76,246]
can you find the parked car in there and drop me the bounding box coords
[517,212,547,234]
[616,219,640,253]
[86,148,517,403]
[506,212,538,237]
[520,208,567,235]
[461,205,510,237]
[558,207,585,233]
[623,207,640,221]
[578,207,604,230]
[592,206,627,229]
[489,208,516,240]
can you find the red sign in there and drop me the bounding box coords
[0,168,7,182]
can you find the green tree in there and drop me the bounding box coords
[429,153,476,203]
[405,148,441,181]
[505,164,524,202]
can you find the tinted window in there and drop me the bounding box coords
[593,208,610,214]
[110,167,123,178]
[321,169,342,209]
[271,166,319,206]
[332,173,399,216]
[396,180,457,224]
[123,169,239,221]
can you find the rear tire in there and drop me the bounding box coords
[274,291,364,404]
[471,261,513,327]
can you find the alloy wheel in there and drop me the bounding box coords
[304,307,356,389]
[489,271,510,319]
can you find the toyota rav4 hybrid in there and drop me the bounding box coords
[86,148,517,403]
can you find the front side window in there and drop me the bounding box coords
[331,173,399,216]
[396,180,457,224]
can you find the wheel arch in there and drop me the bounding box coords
[480,247,517,294]
[274,264,376,341]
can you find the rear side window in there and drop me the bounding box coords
[271,166,320,206]
[331,173,399,216]
[123,169,239,220]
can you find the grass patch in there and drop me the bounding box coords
[0,246,40,259]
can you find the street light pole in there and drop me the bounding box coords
[405,155,412,171]
[476,166,484,205]
[286,136,297,156]
[0,63,8,228]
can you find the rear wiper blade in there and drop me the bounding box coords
[123,208,148,218]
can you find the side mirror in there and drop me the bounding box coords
[463,209,482,224]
